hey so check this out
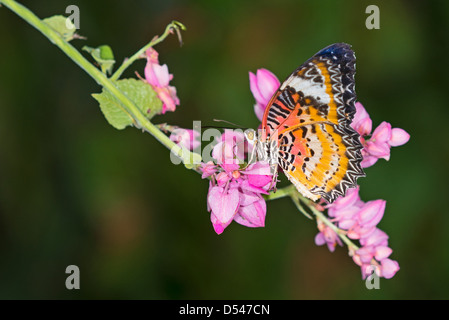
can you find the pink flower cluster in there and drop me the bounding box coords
[352,102,410,168]
[315,187,400,279]
[200,131,275,234]
[144,48,180,114]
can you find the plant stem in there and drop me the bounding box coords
[0,0,197,167]
[297,194,359,251]
[111,21,185,81]
[265,183,359,251]
[263,184,296,201]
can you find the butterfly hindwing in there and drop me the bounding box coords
[262,43,364,203]
[277,122,363,202]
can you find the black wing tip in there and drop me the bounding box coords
[316,43,354,57]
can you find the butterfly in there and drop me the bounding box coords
[245,43,365,203]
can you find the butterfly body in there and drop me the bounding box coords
[247,43,365,203]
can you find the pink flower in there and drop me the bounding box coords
[200,161,217,179]
[212,129,246,169]
[144,48,180,114]
[380,258,400,279]
[315,220,342,252]
[200,131,276,234]
[352,102,410,168]
[317,186,399,279]
[169,128,200,151]
[249,69,280,121]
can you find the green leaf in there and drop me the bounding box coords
[43,15,76,41]
[92,79,162,130]
[83,45,115,75]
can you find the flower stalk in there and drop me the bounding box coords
[111,21,186,81]
[266,184,360,250]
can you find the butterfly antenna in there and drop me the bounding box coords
[213,119,248,130]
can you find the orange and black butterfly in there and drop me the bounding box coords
[245,43,365,203]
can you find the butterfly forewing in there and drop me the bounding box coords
[262,43,364,203]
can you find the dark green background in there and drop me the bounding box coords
[0,0,447,299]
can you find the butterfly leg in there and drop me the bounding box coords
[242,140,259,170]
[267,164,278,192]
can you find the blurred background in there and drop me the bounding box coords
[0,0,448,299]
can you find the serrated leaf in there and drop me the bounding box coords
[83,45,115,75]
[43,15,76,41]
[92,79,162,130]
[92,91,133,130]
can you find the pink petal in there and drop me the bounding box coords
[247,174,272,188]
[213,131,245,165]
[371,121,392,143]
[145,64,170,87]
[361,155,379,168]
[242,161,272,175]
[328,186,360,212]
[353,254,362,267]
[234,198,266,228]
[360,228,389,247]
[256,69,280,102]
[357,200,386,228]
[249,71,265,106]
[156,87,178,113]
[361,264,381,280]
[346,228,362,239]
[354,225,377,238]
[331,206,361,223]
[145,48,159,64]
[221,162,241,173]
[356,246,375,263]
[389,128,410,147]
[249,69,280,108]
[314,232,326,246]
[212,141,232,164]
[167,85,180,104]
[216,171,231,186]
[221,130,245,160]
[352,102,371,128]
[220,129,245,143]
[354,117,372,137]
[239,179,269,195]
[254,103,265,122]
[380,258,400,279]
[374,246,393,260]
[365,140,391,159]
[326,242,337,253]
[208,186,240,226]
[211,214,232,235]
[239,190,261,206]
[337,215,358,229]
[170,128,200,151]
[200,161,217,179]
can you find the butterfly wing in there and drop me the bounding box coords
[262,43,365,203]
